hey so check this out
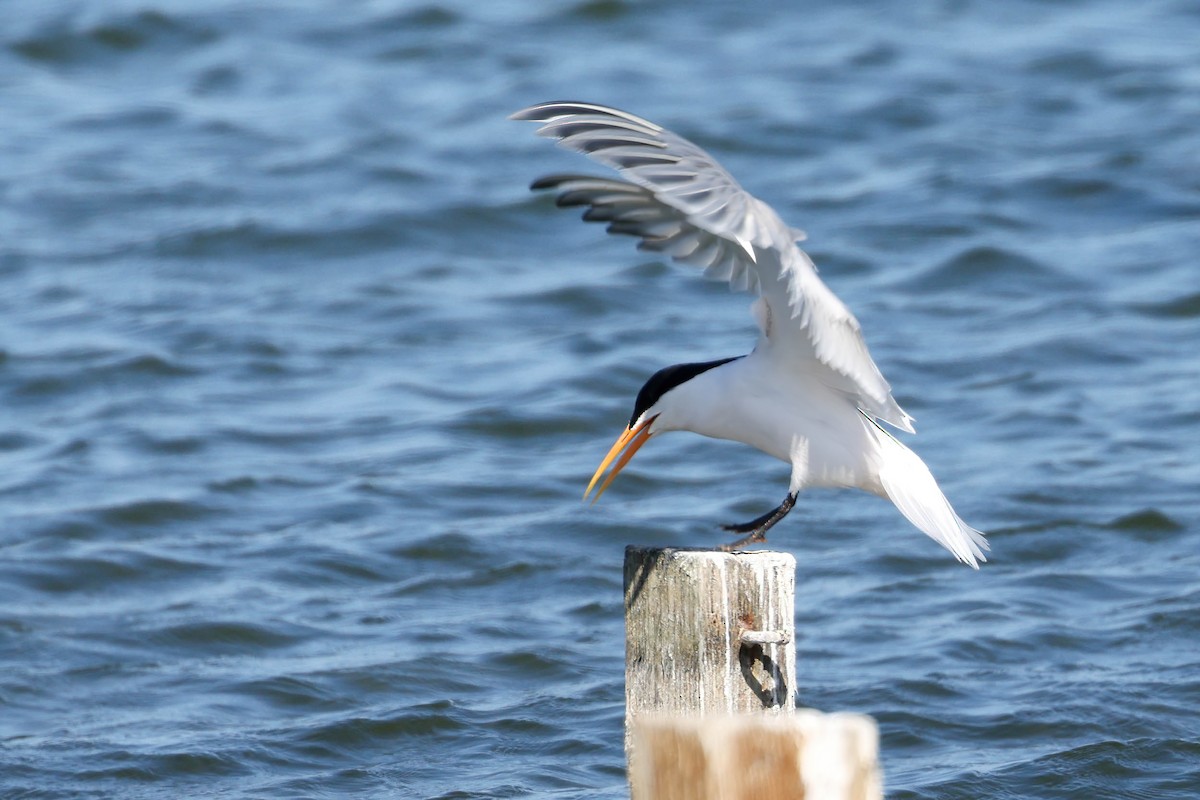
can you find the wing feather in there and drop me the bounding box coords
[513,101,913,432]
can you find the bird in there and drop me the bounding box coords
[512,101,989,568]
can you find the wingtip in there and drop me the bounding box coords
[509,101,607,122]
[509,101,568,122]
[529,174,564,191]
[510,101,662,132]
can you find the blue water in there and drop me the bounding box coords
[2,1,1198,797]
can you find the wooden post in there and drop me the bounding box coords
[623,546,882,799]
[629,712,882,800]
[623,546,797,752]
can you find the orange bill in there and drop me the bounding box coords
[583,415,657,504]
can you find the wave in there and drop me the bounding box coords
[9,9,217,67]
[902,245,1082,295]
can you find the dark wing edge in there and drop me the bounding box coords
[529,173,761,292]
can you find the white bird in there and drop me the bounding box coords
[512,101,989,568]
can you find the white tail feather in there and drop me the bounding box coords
[872,424,989,568]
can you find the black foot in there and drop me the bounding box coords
[716,492,798,552]
[721,508,777,535]
[719,530,768,552]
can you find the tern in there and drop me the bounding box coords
[513,101,989,568]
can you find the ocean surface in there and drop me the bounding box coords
[2,1,1198,797]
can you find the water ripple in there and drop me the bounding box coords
[904,245,1082,295]
[11,10,218,66]
[1128,291,1200,319]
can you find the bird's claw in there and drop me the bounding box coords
[716,492,797,551]
[720,507,779,536]
[718,530,767,552]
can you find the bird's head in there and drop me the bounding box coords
[583,357,740,503]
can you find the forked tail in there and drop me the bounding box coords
[869,419,990,568]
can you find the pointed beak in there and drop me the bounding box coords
[583,415,657,504]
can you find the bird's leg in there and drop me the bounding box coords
[719,492,797,551]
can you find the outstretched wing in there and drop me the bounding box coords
[512,101,913,432]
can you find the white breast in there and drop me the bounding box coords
[661,351,886,494]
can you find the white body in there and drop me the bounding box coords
[657,350,887,495]
[655,344,987,568]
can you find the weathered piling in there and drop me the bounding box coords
[623,546,797,745]
[624,546,881,800]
